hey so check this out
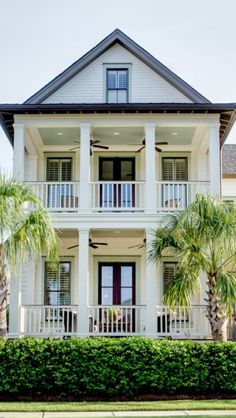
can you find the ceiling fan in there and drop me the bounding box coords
[67,238,108,250]
[136,139,168,153]
[70,138,109,155]
[128,238,146,249]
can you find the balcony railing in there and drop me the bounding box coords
[90,181,145,212]
[88,305,146,335]
[156,305,211,338]
[20,305,78,336]
[156,181,211,211]
[26,182,80,211]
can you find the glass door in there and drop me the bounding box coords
[99,157,135,209]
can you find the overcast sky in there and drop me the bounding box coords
[0,0,236,172]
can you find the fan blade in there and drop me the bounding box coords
[155,146,162,152]
[67,244,79,249]
[69,146,80,151]
[90,139,101,145]
[135,145,145,153]
[128,244,141,249]
[89,243,98,249]
[155,142,168,145]
[92,242,108,246]
[93,145,109,150]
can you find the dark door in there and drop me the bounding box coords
[99,157,135,209]
[98,262,136,331]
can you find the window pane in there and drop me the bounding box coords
[120,161,133,180]
[118,71,127,88]
[121,266,132,286]
[107,90,117,103]
[107,71,117,88]
[121,288,132,305]
[102,288,113,305]
[45,262,71,306]
[117,90,127,103]
[101,161,114,180]
[101,266,113,286]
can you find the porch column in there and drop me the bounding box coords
[208,123,221,196]
[77,228,89,336]
[9,270,22,337]
[13,123,25,180]
[145,228,157,338]
[79,123,91,213]
[144,123,156,213]
[28,155,38,181]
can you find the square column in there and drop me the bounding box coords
[13,123,25,180]
[208,123,221,196]
[79,123,91,213]
[144,123,156,213]
[77,228,89,336]
[9,271,22,337]
[145,229,157,338]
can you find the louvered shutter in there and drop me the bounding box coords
[175,159,187,181]
[163,262,178,292]
[45,262,71,305]
[162,159,174,181]
[61,159,72,181]
[47,159,60,181]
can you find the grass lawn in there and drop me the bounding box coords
[0,399,235,412]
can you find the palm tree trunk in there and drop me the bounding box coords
[206,274,227,341]
[0,246,7,338]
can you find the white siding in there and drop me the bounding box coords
[222,178,236,198]
[43,44,192,104]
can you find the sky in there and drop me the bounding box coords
[0,0,236,173]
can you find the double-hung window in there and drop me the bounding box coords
[45,261,71,306]
[107,69,128,103]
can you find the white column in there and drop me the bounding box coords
[13,123,25,181]
[208,123,221,196]
[145,229,157,338]
[77,228,89,336]
[144,123,156,213]
[79,123,91,213]
[9,271,21,337]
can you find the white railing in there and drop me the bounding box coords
[156,305,211,338]
[156,181,211,211]
[20,305,78,336]
[88,305,146,335]
[26,182,80,211]
[90,182,145,211]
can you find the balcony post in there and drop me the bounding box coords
[145,228,157,338]
[77,228,89,336]
[9,270,22,337]
[208,123,221,196]
[79,123,91,213]
[13,123,25,180]
[144,123,156,213]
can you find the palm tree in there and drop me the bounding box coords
[149,194,236,341]
[0,176,58,337]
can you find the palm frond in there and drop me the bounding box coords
[164,270,200,308]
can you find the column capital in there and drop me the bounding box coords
[144,122,156,130]
[13,123,25,129]
[78,228,90,234]
[80,123,91,130]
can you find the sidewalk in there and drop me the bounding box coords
[0,410,236,418]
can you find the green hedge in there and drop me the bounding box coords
[0,338,235,399]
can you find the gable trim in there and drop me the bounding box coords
[24,29,210,105]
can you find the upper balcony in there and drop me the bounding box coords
[13,114,220,216]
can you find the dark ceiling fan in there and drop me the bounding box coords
[70,138,109,155]
[136,139,168,153]
[67,239,108,250]
[128,238,146,249]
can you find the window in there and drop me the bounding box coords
[163,262,178,293]
[45,261,71,305]
[162,158,187,182]
[107,69,128,103]
[47,158,72,182]
[162,158,188,208]
[47,158,72,208]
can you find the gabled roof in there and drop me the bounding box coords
[24,29,210,104]
[222,144,236,175]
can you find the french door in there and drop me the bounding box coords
[98,262,136,332]
[99,157,135,209]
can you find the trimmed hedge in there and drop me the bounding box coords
[0,337,235,399]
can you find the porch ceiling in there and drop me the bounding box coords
[56,229,144,239]
[37,126,196,147]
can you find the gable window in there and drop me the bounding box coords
[107,69,128,103]
[45,261,71,305]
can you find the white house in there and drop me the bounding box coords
[222,144,236,203]
[0,29,236,339]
